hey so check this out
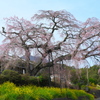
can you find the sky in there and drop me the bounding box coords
[0,0,100,44]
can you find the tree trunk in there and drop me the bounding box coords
[25,49,31,75]
[48,53,51,87]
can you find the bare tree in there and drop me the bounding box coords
[0,10,100,76]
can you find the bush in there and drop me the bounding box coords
[20,74,49,86]
[29,76,42,86]
[1,70,21,85]
[0,82,94,100]
[20,74,30,85]
[74,90,94,100]
[65,89,77,99]
[89,78,98,84]
[0,75,8,84]
[0,70,54,87]
[39,76,50,86]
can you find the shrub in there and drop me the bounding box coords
[96,84,100,90]
[65,89,77,100]
[0,82,94,100]
[88,86,96,90]
[74,90,94,100]
[20,74,47,86]
[0,75,8,84]
[89,78,97,85]
[39,76,50,86]
[20,74,30,85]
[2,70,21,85]
[29,76,42,86]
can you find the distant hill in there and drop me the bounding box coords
[21,55,48,63]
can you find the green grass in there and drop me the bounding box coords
[0,82,94,100]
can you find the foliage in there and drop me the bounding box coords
[70,65,100,88]
[20,74,50,86]
[73,89,94,100]
[1,70,21,85]
[1,64,100,88]
[96,84,100,90]
[0,71,50,86]
[20,74,30,85]
[0,82,94,100]
[0,74,8,84]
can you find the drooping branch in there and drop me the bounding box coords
[0,10,100,76]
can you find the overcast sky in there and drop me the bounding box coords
[0,0,100,43]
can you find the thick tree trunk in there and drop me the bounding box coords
[30,54,71,76]
[48,53,51,87]
[25,49,31,75]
